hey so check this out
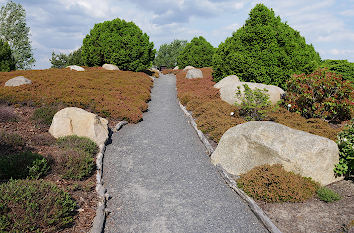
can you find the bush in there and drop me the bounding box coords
[320,59,354,83]
[0,179,76,232]
[0,151,50,180]
[334,121,354,177]
[32,105,58,126]
[237,164,319,203]
[0,39,15,72]
[57,136,97,180]
[154,39,187,68]
[0,131,25,154]
[82,18,155,71]
[212,4,321,88]
[177,36,215,69]
[50,47,84,68]
[235,84,271,121]
[316,187,341,202]
[0,105,18,122]
[285,68,353,123]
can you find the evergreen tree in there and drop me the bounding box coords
[0,39,15,71]
[154,39,187,68]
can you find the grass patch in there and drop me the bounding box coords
[0,67,153,123]
[0,151,50,180]
[316,187,341,202]
[237,164,319,203]
[0,179,76,232]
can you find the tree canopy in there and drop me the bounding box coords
[50,48,84,68]
[0,39,15,71]
[154,39,187,68]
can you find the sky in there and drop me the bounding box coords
[1,0,354,69]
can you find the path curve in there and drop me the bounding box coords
[103,74,267,233]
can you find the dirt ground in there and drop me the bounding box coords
[258,179,354,233]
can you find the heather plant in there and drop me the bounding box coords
[212,4,321,88]
[285,68,353,123]
[0,105,17,122]
[177,36,215,69]
[235,84,271,121]
[57,135,98,154]
[334,121,354,177]
[0,131,25,154]
[316,187,341,202]
[82,18,155,71]
[32,105,58,126]
[0,179,76,232]
[237,164,319,203]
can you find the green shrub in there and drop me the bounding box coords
[0,151,50,180]
[56,136,97,180]
[0,39,15,72]
[237,164,319,203]
[320,59,354,83]
[0,105,18,122]
[154,39,187,68]
[316,187,341,202]
[0,179,76,232]
[50,47,84,68]
[334,121,354,176]
[82,18,155,71]
[177,36,215,69]
[32,106,58,126]
[0,131,25,149]
[212,4,321,88]
[285,68,353,123]
[235,84,271,121]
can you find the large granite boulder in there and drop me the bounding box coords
[173,66,179,70]
[66,65,85,71]
[186,68,203,79]
[5,76,32,87]
[102,64,119,70]
[214,77,285,105]
[49,107,109,146]
[183,66,195,71]
[211,121,340,185]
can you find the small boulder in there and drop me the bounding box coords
[66,65,85,71]
[173,66,179,70]
[186,68,203,79]
[183,66,195,71]
[214,80,284,105]
[5,76,32,87]
[49,107,109,146]
[102,64,119,71]
[211,121,340,185]
[149,68,160,78]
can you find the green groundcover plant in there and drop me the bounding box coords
[334,121,354,177]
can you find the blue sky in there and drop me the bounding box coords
[1,0,354,69]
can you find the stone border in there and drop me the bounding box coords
[178,101,282,233]
[90,121,127,233]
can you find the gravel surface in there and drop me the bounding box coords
[103,74,267,233]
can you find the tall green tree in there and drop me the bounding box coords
[50,48,83,68]
[320,60,354,83]
[82,18,155,72]
[0,39,15,71]
[212,4,321,88]
[177,36,215,69]
[0,1,35,70]
[154,39,187,68]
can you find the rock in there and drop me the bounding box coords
[49,107,109,146]
[211,121,340,185]
[4,76,32,87]
[102,64,119,70]
[173,66,179,70]
[214,75,240,89]
[214,80,285,105]
[183,66,195,71]
[186,68,203,79]
[66,65,85,71]
[149,68,160,78]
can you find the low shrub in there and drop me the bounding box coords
[316,187,341,202]
[56,136,97,180]
[0,179,76,232]
[334,121,354,177]
[0,151,50,180]
[285,68,353,123]
[0,131,25,154]
[235,84,271,121]
[0,105,18,122]
[32,105,58,126]
[237,164,319,203]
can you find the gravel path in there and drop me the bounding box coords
[103,74,267,233]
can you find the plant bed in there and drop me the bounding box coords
[0,104,98,232]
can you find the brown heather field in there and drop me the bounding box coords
[0,67,153,123]
[175,67,343,142]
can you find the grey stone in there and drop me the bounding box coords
[5,76,32,87]
[211,121,340,185]
[66,65,85,71]
[186,68,203,79]
[103,64,119,70]
[183,65,194,71]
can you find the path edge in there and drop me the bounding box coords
[178,101,282,233]
[90,121,128,233]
